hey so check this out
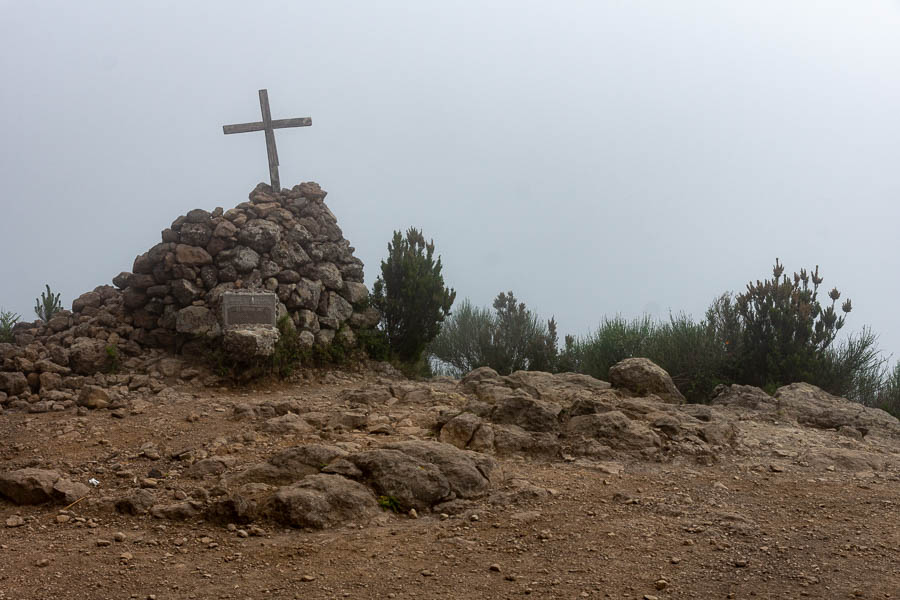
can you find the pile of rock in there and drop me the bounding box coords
[114,181,378,351]
[0,182,378,412]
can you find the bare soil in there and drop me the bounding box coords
[1,370,898,600]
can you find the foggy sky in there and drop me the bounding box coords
[2,1,899,362]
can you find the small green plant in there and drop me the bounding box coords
[34,285,63,322]
[0,309,20,343]
[105,344,120,374]
[371,228,456,364]
[377,495,404,513]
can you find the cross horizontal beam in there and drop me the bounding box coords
[222,117,312,135]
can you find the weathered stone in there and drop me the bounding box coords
[318,292,353,329]
[271,240,310,270]
[316,262,343,291]
[266,474,376,529]
[214,220,237,238]
[171,278,203,305]
[350,441,496,511]
[0,469,75,505]
[72,291,102,313]
[0,371,28,396]
[77,385,110,409]
[115,489,156,515]
[223,327,279,360]
[175,306,218,336]
[238,219,282,253]
[175,244,213,266]
[179,222,212,246]
[68,337,109,375]
[341,281,369,305]
[566,411,661,450]
[608,358,685,404]
[112,272,132,289]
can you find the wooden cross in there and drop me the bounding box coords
[223,89,311,191]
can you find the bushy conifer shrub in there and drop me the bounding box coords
[34,285,62,322]
[0,309,20,343]
[372,228,455,364]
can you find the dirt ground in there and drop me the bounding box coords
[1,371,898,600]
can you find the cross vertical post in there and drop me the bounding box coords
[223,89,312,191]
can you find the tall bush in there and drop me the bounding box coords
[371,228,455,364]
[430,292,558,376]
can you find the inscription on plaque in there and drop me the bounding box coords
[222,292,277,327]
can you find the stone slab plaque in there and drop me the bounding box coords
[222,292,277,327]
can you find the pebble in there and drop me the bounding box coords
[249,525,265,537]
[35,558,50,568]
[300,575,315,582]
[489,563,501,572]
[734,558,749,568]
[655,579,668,590]
[420,569,435,577]
[113,532,126,542]
[119,552,133,562]
[56,515,70,524]
[408,508,418,519]
[97,539,112,547]
[470,514,479,522]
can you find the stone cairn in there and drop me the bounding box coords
[0,182,379,412]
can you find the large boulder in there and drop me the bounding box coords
[239,219,282,253]
[349,441,496,511]
[608,358,685,404]
[565,411,661,450]
[228,444,348,487]
[775,383,900,438]
[0,469,89,505]
[266,474,376,529]
[0,371,28,396]
[175,306,218,336]
[68,337,109,375]
[223,327,279,360]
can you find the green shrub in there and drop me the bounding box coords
[0,309,20,343]
[877,362,900,417]
[732,259,852,389]
[565,315,655,379]
[105,344,120,374]
[34,285,62,322]
[430,292,558,376]
[371,228,455,364]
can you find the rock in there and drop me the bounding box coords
[52,478,90,503]
[151,501,203,520]
[488,393,562,432]
[266,474,376,529]
[318,292,353,329]
[115,489,156,515]
[185,458,231,479]
[68,337,110,375]
[175,244,213,266]
[175,306,218,335]
[170,278,203,305]
[775,382,900,438]
[77,385,110,409]
[72,291,103,313]
[156,357,183,378]
[566,411,661,450]
[316,262,343,291]
[261,412,315,435]
[710,384,777,411]
[0,371,28,396]
[230,444,348,486]
[0,469,60,504]
[5,515,25,527]
[341,281,369,305]
[440,412,486,449]
[238,219,282,253]
[223,327,279,360]
[608,358,685,404]
[350,441,496,511]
